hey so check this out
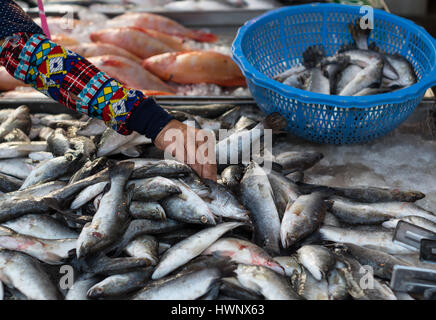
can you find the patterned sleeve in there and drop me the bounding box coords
[0,32,173,138]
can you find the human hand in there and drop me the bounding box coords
[154,120,217,181]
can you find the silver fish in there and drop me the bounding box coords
[125,235,159,265]
[0,250,61,300]
[240,161,281,254]
[152,222,244,279]
[297,245,335,281]
[65,275,100,300]
[382,216,436,234]
[129,201,166,220]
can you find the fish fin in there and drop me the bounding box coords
[261,113,287,132]
[303,45,325,68]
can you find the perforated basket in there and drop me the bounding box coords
[232,3,436,144]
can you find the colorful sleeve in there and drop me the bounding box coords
[0,32,173,138]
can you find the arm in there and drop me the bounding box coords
[0,1,216,179]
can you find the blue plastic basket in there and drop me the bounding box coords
[232,3,436,144]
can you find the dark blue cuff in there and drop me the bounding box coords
[0,1,44,39]
[126,97,174,141]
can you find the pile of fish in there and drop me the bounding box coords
[0,104,435,300]
[274,20,417,96]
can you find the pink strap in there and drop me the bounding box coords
[37,0,51,39]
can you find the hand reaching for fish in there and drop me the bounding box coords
[154,119,217,181]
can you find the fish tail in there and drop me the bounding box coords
[303,45,325,68]
[109,161,134,180]
[348,19,371,46]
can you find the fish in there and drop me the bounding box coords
[88,268,152,299]
[0,105,31,140]
[220,277,263,300]
[128,176,181,201]
[68,43,142,63]
[240,161,281,254]
[90,27,177,60]
[151,222,244,279]
[160,180,216,225]
[280,193,329,248]
[216,113,287,167]
[333,243,410,280]
[88,55,175,93]
[76,119,107,137]
[69,157,108,184]
[107,12,217,43]
[298,268,330,300]
[267,170,301,217]
[124,235,159,265]
[0,158,36,179]
[47,128,71,156]
[0,250,61,300]
[129,201,166,221]
[297,245,335,281]
[336,64,364,94]
[298,183,425,203]
[76,162,134,258]
[0,141,47,159]
[274,151,324,173]
[203,237,284,274]
[20,153,82,190]
[201,179,251,222]
[327,264,349,300]
[329,197,436,224]
[383,54,417,88]
[143,51,245,87]
[339,60,384,96]
[65,275,100,300]
[0,225,76,265]
[319,226,413,255]
[0,172,22,193]
[96,129,150,158]
[163,104,235,118]
[235,264,301,300]
[28,151,53,161]
[70,182,108,210]
[2,214,78,240]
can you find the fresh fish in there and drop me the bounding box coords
[28,151,54,161]
[130,159,192,179]
[301,68,330,94]
[334,253,398,300]
[0,105,31,140]
[274,151,324,173]
[235,264,301,300]
[329,197,436,224]
[4,128,30,143]
[327,265,349,300]
[203,237,284,275]
[160,180,216,225]
[336,64,363,94]
[339,60,383,96]
[319,226,412,255]
[65,275,100,301]
[70,182,108,210]
[88,55,174,93]
[133,265,230,300]
[298,183,425,203]
[333,243,410,280]
[323,211,342,227]
[281,193,329,248]
[68,42,142,63]
[152,222,244,279]
[69,157,107,184]
[129,201,166,220]
[47,128,71,156]
[20,153,82,190]
[76,162,134,258]
[76,118,107,137]
[0,250,61,300]
[220,277,263,300]
[0,158,36,179]
[273,255,304,280]
[0,141,47,159]
[202,179,251,222]
[163,104,235,118]
[383,54,417,88]
[128,176,181,201]
[216,113,287,166]
[108,12,217,43]
[0,225,76,265]
[78,254,152,276]
[143,51,245,87]
[297,245,335,281]
[0,172,22,192]
[88,269,152,299]
[124,235,159,265]
[2,214,78,239]
[267,170,300,217]
[348,19,371,50]
[298,268,329,300]
[240,162,281,254]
